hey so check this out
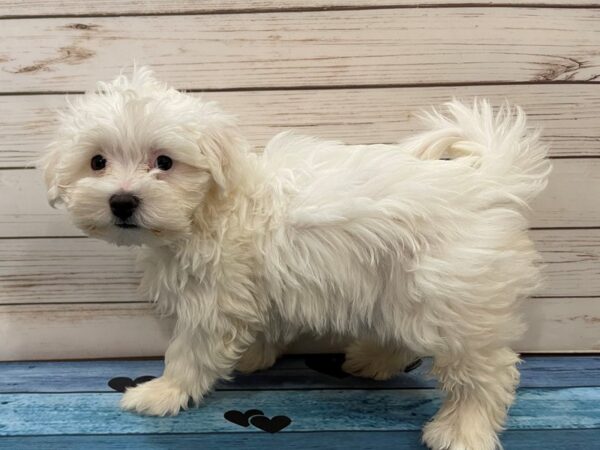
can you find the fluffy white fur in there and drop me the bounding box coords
[42,68,551,450]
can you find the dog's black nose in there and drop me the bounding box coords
[109,193,140,221]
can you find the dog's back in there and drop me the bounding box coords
[261,101,550,343]
[257,101,550,450]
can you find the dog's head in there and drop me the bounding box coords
[41,67,248,246]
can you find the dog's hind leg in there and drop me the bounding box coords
[236,333,283,374]
[423,346,519,450]
[342,338,421,380]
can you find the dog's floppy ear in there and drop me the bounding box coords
[196,108,249,194]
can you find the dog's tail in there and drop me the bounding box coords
[401,99,552,206]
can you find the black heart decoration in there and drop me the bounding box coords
[404,358,423,373]
[304,354,349,378]
[250,415,292,433]
[133,375,156,384]
[224,409,264,427]
[108,375,156,392]
[108,377,135,393]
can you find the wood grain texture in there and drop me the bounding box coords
[533,160,600,228]
[3,85,600,168]
[1,8,599,92]
[1,0,598,361]
[0,303,175,361]
[0,298,597,360]
[0,239,139,304]
[1,162,599,239]
[535,229,600,297]
[519,298,600,352]
[1,355,599,393]
[0,230,598,305]
[1,387,599,436]
[2,430,600,450]
[2,1,600,18]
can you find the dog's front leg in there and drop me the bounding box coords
[121,321,246,416]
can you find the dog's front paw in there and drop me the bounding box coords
[120,377,190,416]
[422,416,499,450]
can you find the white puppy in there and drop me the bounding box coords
[42,68,550,450]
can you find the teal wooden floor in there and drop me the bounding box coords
[0,355,599,449]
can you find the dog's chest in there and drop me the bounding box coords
[137,243,218,313]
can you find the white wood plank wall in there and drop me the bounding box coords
[0,0,598,360]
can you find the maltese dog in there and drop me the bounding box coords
[42,68,550,450]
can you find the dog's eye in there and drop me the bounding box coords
[91,154,107,171]
[155,155,173,171]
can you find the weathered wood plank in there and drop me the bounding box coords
[0,230,599,304]
[1,161,598,239]
[3,85,600,167]
[535,229,600,297]
[1,387,598,436]
[532,160,600,228]
[0,239,139,304]
[1,430,599,450]
[518,297,600,352]
[1,355,599,393]
[1,8,599,92]
[0,298,597,360]
[2,1,600,18]
[0,303,175,361]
